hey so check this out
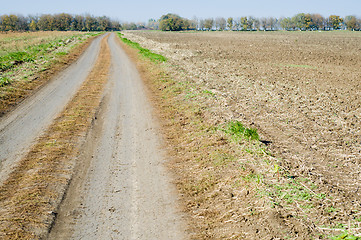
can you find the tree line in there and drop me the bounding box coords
[153,13,361,31]
[0,13,122,32]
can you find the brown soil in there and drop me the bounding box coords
[124,31,361,239]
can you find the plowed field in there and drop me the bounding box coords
[124,31,361,239]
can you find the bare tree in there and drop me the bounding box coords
[253,18,260,30]
[204,18,214,30]
[198,19,205,30]
[215,17,226,30]
[260,17,267,30]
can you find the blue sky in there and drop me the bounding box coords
[1,0,360,23]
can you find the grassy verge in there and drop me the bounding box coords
[0,32,100,116]
[0,34,110,239]
[118,34,361,239]
[117,32,167,63]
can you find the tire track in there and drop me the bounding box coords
[48,33,186,240]
[0,34,105,183]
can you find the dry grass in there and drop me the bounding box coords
[0,32,97,116]
[0,34,110,239]
[0,31,87,54]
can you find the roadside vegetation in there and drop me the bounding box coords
[0,31,99,115]
[117,33,167,63]
[119,32,361,239]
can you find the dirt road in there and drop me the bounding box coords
[47,33,186,239]
[0,35,104,183]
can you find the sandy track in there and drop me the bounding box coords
[48,33,186,239]
[0,35,104,183]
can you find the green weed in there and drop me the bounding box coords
[331,232,361,240]
[224,120,259,141]
[203,89,215,97]
[0,76,11,87]
[117,33,167,63]
[0,51,34,71]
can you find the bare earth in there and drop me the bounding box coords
[123,30,361,238]
[47,34,186,239]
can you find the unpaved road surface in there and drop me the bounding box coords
[0,35,104,183]
[48,33,186,239]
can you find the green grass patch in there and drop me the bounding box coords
[0,76,11,87]
[117,32,167,63]
[331,232,361,240]
[0,51,35,71]
[223,120,259,141]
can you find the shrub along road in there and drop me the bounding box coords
[0,33,186,239]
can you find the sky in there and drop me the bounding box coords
[1,0,360,23]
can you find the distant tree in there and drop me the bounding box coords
[198,19,205,30]
[215,17,226,30]
[280,17,293,30]
[189,16,197,30]
[0,14,19,31]
[304,14,312,30]
[122,22,137,30]
[16,15,29,31]
[29,20,37,31]
[159,13,189,31]
[71,15,85,31]
[328,15,343,30]
[247,16,255,30]
[292,13,306,30]
[227,17,233,30]
[85,15,98,31]
[240,17,248,30]
[147,19,159,30]
[98,16,111,31]
[111,21,122,31]
[260,17,267,30]
[310,14,325,30]
[53,13,72,31]
[204,18,214,30]
[253,18,260,30]
[38,14,54,31]
[234,18,241,30]
[345,15,357,30]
